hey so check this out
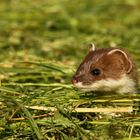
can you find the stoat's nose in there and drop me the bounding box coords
[71,78,78,85]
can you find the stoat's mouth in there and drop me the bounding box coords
[73,82,93,91]
[73,82,85,88]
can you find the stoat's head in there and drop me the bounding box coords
[72,44,136,93]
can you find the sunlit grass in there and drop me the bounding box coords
[0,0,140,139]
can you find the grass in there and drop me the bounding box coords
[0,0,140,139]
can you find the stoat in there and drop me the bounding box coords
[72,43,138,94]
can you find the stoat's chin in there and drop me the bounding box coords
[74,75,136,94]
[74,82,93,92]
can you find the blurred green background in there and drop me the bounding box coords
[0,0,140,67]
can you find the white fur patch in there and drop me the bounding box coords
[74,75,136,94]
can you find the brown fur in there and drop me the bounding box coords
[72,48,138,89]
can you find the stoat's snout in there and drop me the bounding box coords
[71,78,78,85]
[72,44,138,94]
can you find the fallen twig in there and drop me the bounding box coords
[9,112,54,121]
[25,105,133,113]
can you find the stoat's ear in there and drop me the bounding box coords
[107,49,132,73]
[88,43,96,51]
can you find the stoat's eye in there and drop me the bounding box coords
[91,68,101,76]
